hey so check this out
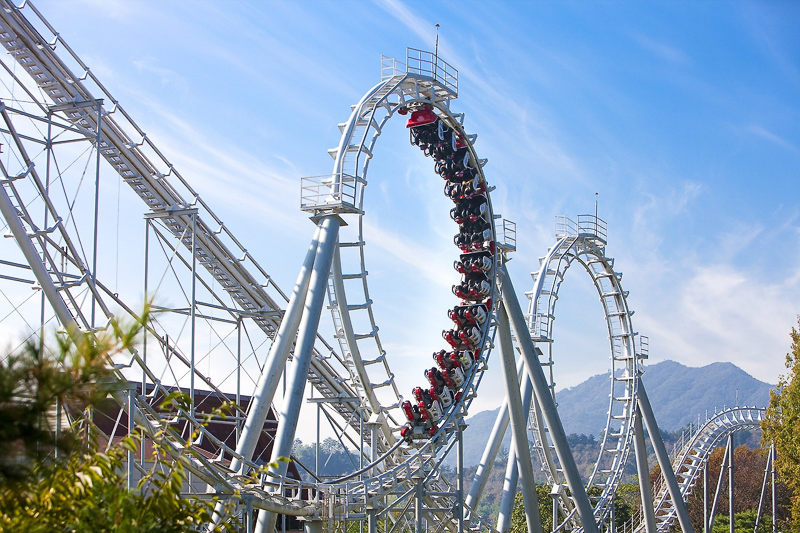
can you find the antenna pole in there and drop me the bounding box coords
[595,192,598,235]
[434,24,440,78]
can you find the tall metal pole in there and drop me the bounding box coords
[728,434,734,533]
[704,455,709,533]
[143,218,149,467]
[457,421,465,533]
[190,212,197,414]
[636,378,695,533]
[497,371,534,533]
[633,405,656,533]
[771,444,776,533]
[126,384,135,490]
[255,215,341,533]
[496,303,541,533]
[91,99,102,328]
[41,110,53,359]
[500,265,599,533]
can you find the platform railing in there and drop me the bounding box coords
[577,214,607,243]
[405,47,458,95]
[300,174,364,215]
[555,215,577,239]
[380,55,406,80]
[498,218,517,252]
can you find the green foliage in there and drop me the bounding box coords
[292,437,359,480]
[0,435,222,532]
[0,324,124,481]
[762,317,800,532]
[711,510,772,533]
[508,483,636,533]
[0,310,237,531]
[507,485,561,533]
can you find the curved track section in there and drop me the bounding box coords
[525,216,644,527]
[645,407,766,533]
[300,52,508,532]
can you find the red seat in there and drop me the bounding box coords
[406,107,438,128]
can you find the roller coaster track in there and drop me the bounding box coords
[642,406,767,533]
[0,3,769,533]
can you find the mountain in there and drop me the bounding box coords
[456,360,773,467]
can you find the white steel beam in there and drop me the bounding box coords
[497,369,534,533]
[636,378,695,533]
[633,405,656,533]
[496,304,541,533]
[500,265,599,533]
[256,215,341,533]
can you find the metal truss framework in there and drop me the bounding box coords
[0,3,772,533]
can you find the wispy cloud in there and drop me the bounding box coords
[132,59,190,95]
[747,124,798,153]
[638,262,797,384]
[633,33,689,66]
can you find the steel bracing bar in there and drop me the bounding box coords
[0,171,75,329]
[500,265,598,533]
[497,371,534,533]
[231,223,322,474]
[633,406,656,533]
[704,456,709,533]
[466,358,525,510]
[728,434,734,533]
[255,215,341,533]
[708,438,730,533]
[636,378,694,533]
[209,224,323,527]
[496,304,541,533]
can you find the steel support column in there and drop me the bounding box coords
[500,265,598,533]
[771,445,776,533]
[497,370,534,533]
[467,361,523,509]
[229,223,323,475]
[636,378,695,533]
[633,405,656,533]
[255,215,341,533]
[496,303,541,533]
[467,358,525,509]
[704,455,709,533]
[728,434,734,533]
[457,421,465,533]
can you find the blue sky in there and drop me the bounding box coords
[28,0,800,416]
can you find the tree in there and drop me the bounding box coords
[0,326,118,481]
[762,317,800,531]
[0,315,237,531]
[685,444,792,532]
[507,483,636,533]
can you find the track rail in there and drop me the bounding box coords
[643,406,766,533]
[298,50,510,532]
[517,216,644,528]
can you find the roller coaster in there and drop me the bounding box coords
[0,2,774,533]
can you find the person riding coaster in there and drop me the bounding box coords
[455,252,493,274]
[413,386,443,421]
[448,303,488,327]
[450,195,489,224]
